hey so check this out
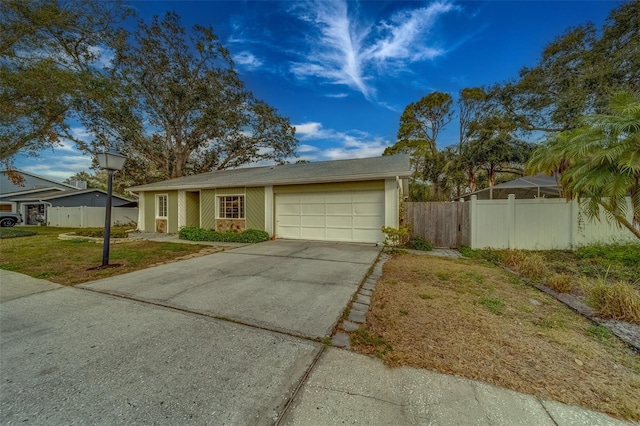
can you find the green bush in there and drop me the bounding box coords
[575,242,640,267]
[74,227,129,238]
[381,226,410,248]
[0,228,37,239]
[179,226,269,243]
[407,235,432,251]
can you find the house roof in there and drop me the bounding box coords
[457,174,562,200]
[7,188,133,202]
[0,170,77,194]
[129,155,412,192]
[0,187,65,200]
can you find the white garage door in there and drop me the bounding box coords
[275,191,385,243]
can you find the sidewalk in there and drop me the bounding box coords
[281,348,631,426]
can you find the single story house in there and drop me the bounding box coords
[0,170,134,225]
[129,155,411,244]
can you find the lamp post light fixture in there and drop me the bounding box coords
[96,146,126,267]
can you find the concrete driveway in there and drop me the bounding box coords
[78,240,382,338]
[0,240,379,425]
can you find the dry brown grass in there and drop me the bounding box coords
[350,254,640,421]
[546,274,574,293]
[504,250,548,281]
[583,279,640,324]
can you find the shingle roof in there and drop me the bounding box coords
[129,155,411,192]
[7,188,132,202]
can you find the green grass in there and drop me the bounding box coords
[350,328,393,358]
[0,226,209,285]
[480,296,505,315]
[0,228,37,239]
[587,325,614,341]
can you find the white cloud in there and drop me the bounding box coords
[289,0,456,100]
[365,2,453,62]
[233,51,264,71]
[292,121,391,161]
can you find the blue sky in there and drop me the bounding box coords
[15,0,622,181]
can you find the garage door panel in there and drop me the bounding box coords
[280,213,302,225]
[326,216,352,228]
[301,204,325,215]
[278,204,300,215]
[326,203,352,215]
[301,227,326,240]
[353,215,383,228]
[299,194,324,203]
[353,202,383,215]
[276,190,385,243]
[353,191,384,202]
[326,228,353,241]
[325,193,352,203]
[301,215,325,227]
[278,226,301,239]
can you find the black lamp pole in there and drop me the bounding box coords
[102,169,115,267]
[96,147,126,267]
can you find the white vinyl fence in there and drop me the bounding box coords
[47,206,138,228]
[469,195,636,250]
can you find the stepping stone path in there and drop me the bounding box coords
[331,253,391,349]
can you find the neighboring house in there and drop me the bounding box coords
[456,174,562,201]
[129,155,411,244]
[0,170,133,225]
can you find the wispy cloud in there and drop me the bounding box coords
[233,51,264,71]
[293,121,390,161]
[288,0,456,100]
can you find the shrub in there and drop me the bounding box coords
[546,274,573,293]
[407,235,432,251]
[381,226,410,248]
[575,242,640,267]
[582,279,640,324]
[0,228,36,239]
[505,250,548,281]
[74,227,130,238]
[179,226,269,243]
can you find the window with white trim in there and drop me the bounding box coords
[218,195,245,219]
[156,194,168,218]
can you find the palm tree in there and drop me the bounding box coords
[527,91,640,239]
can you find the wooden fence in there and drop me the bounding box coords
[405,202,470,248]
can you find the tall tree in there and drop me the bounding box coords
[494,1,639,134]
[385,92,453,200]
[526,91,640,239]
[466,114,533,189]
[0,0,130,171]
[79,12,297,182]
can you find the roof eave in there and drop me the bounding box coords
[129,172,411,193]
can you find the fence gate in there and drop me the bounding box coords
[404,202,470,248]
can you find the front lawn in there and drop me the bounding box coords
[350,253,640,421]
[0,227,213,285]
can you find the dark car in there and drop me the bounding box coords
[0,212,23,227]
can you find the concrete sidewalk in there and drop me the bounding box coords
[282,348,630,426]
[0,269,63,302]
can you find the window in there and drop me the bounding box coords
[218,195,245,219]
[156,194,168,218]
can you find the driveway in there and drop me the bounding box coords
[78,240,382,338]
[1,240,380,425]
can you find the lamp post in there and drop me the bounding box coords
[96,147,126,267]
